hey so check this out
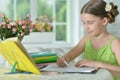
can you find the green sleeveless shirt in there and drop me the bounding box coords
[84,38,119,80]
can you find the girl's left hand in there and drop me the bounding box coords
[75,59,99,68]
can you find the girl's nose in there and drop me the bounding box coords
[84,25,89,30]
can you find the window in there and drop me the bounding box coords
[0,0,72,44]
[36,0,70,42]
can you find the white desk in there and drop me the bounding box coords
[0,69,113,80]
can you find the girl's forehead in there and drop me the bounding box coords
[80,13,101,21]
[81,13,97,18]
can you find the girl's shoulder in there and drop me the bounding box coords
[111,36,120,54]
[80,34,91,44]
[83,34,91,41]
[112,36,120,44]
[111,37,120,64]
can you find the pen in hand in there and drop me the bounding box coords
[57,53,69,67]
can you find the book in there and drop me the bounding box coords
[30,52,57,58]
[33,55,58,61]
[0,37,41,74]
[34,57,57,64]
[29,52,58,64]
[33,56,58,64]
[41,64,98,73]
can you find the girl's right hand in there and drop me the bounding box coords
[57,57,67,67]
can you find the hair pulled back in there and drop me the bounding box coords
[81,0,119,23]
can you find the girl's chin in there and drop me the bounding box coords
[86,32,95,36]
[87,33,94,36]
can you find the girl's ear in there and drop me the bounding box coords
[102,17,109,26]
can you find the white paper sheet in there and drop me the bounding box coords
[41,64,98,73]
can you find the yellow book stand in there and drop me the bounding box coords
[0,38,41,74]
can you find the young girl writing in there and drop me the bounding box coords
[57,0,120,80]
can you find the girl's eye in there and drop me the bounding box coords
[82,22,86,25]
[83,22,85,25]
[88,21,94,24]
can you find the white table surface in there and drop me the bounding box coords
[0,68,113,80]
[41,69,113,80]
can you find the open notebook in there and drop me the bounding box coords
[41,64,98,73]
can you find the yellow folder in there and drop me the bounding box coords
[0,38,41,74]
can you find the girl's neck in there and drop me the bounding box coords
[93,31,110,40]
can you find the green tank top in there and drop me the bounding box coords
[84,38,118,80]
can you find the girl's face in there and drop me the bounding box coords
[81,13,108,37]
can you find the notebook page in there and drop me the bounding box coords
[41,64,98,73]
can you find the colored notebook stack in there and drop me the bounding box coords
[30,52,58,68]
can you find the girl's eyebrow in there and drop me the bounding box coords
[81,20,94,23]
[87,21,94,23]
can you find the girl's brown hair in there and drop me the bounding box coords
[81,0,119,23]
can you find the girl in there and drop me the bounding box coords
[57,0,120,80]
